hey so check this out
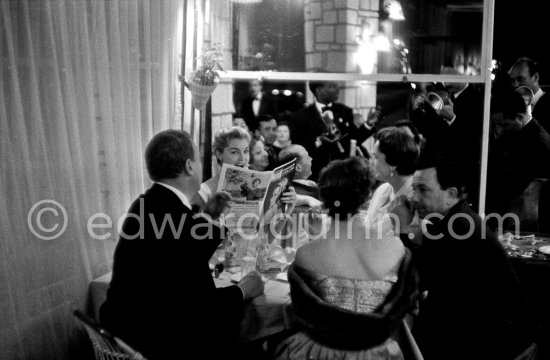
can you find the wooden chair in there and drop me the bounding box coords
[73,309,147,360]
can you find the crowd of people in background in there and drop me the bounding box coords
[99,56,549,360]
[231,56,550,229]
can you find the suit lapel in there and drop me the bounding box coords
[307,104,327,133]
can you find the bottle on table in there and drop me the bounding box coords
[224,231,240,267]
[256,240,270,273]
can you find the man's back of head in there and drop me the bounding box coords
[279,144,312,180]
[145,129,201,194]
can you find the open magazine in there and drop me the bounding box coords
[217,159,296,235]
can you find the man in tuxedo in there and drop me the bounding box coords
[256,114,279,170]
[509,57,550,133]
[99,129,263,359]
[391,156,537,360]
[290,80,376,181]
[487,87,550,218]
[240,79,278,131]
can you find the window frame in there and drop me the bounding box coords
[185,0,495,216]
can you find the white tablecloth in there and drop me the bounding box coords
[89,270,292,343]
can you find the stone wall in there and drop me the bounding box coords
[207,0,382,158]
[304,0,378,117]
[208,0,235,176]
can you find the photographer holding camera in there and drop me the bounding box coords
[291,80,377,181]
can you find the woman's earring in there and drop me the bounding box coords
[390,168,394,177]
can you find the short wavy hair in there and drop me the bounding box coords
[376,126,419,176]
[145,129,195,182]
[319,157,372,217]
[212,126,251,165]
[394,119,421,145]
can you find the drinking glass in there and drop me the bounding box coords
[241,253,257,278]
[240,236,257,277]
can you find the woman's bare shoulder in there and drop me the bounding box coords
[294,240,327,269]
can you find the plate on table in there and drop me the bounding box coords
[538,246,550,255]
[536,242,550,256]
[508,240,537,250]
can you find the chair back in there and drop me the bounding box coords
[73,309,147,360]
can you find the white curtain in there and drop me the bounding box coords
[0,0,183,358]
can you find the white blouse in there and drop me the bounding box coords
[365,177,413,239]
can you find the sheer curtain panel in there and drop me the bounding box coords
[0,0,184,359]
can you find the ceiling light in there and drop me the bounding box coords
[384,0,405,21]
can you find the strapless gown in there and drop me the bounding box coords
[274,269,404,360]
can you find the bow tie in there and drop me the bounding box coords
[321,105,332,113]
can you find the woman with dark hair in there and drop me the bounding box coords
[394,119,425,151]
[273,121,292,151]
[274,157,419,359]
[248,134,270,171]
[366,126,419,237]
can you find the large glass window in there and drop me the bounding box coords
[184,0,494,214]
[230,0,483,75]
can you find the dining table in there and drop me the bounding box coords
[88,267,426,359]
[88,267,293,344]
[499,232,550,353]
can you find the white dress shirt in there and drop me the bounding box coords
[252,93,262,116]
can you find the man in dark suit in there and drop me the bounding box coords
[290,80,375,181]
[487,87,550,218]
[240,79,278,131]
[391,156,538,360]
[414,69,484,210]
[256,114,279,170]
[509,57,550,134]
[99,129,263,359]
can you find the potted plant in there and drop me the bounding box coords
[185,43,224,110]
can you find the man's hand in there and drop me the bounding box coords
[437,98,455,122]
[366,105,382,127]
[411,94,427,111]
[353,113,366,128]
[318,134,335,144]
[280,186,297,214]
[321,110,334,123]
[204,191,233,220]
[237,271,264,300]
[296,194,322,208]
